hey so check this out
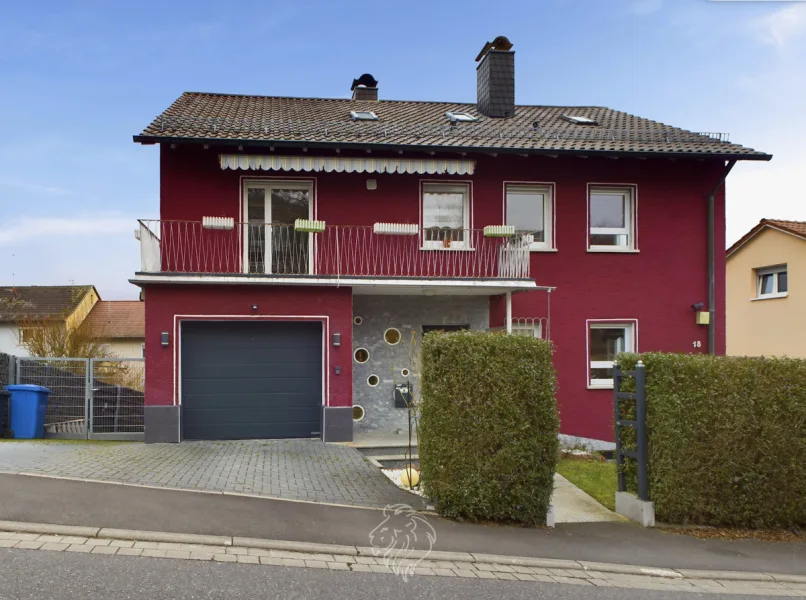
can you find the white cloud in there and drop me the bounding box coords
[754,3,806,48]
[0,216,135,246]
[628,0,663,15]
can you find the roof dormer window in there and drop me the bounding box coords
[350,111,379,121]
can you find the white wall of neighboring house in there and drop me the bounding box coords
[104,339,144,359]
[0,324,28,357]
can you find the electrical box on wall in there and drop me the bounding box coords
[695,311,710,326]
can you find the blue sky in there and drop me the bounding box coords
[0,0,804,299]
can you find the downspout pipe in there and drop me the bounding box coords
[707,159,736,354]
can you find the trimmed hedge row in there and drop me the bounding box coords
[419,331,558,525]
[618,353,806,528]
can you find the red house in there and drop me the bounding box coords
[132,37,770,444]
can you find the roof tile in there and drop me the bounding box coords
[136,92,769,159]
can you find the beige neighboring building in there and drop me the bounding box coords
[83,301,145,358]
[727,219,806,358]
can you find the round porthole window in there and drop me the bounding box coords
[352,405,365,421]
[401,368,410,378]
[384,328,401,345]
[354,348,370,364]
[353,316,363,326]
[367,374,380,387]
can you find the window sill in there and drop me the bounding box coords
[530,247,558,253]
[587,248,640,254]
[587,384,614,390]
[420,247,475,252]
[751,293,788,301]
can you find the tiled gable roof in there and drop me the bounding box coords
[83,301,145,339]
[135,92,770,160]
[727,219,806,257]
[0,285,93,323]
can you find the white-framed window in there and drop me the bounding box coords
[756,265,787,299]
[505,184,553,250]
[588,186,635,250]
[588,321,636,388]
[421,183,471,250]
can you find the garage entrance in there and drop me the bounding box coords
[180,321,322,440]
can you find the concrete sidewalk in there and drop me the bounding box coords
[0,473,803,577]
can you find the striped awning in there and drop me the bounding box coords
[219,155,475,175]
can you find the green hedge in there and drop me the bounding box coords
[618,353,806,528]
[419,331,558,525]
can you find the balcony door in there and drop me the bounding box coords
[244,181,313,274]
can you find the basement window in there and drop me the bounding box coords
[445,112,478,123]
[562,114,598,125]
[350,111,379,121]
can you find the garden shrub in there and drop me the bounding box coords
[419,331,558,525]
[618,353,806,528]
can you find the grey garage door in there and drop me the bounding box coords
[181,321,322,440]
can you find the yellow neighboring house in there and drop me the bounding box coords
[0,285,100,357]
[83,301,145,358]
[727,219,805,357]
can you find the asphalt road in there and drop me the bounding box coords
[1,474,804,576]
[0,548,763,600]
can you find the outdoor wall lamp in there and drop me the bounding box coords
[332,333,341,347]
[252,304,258,311]
[161,332,170,346]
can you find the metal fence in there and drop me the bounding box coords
[137,220,534,280]
[614,360,648,501]
[15,356,144,441]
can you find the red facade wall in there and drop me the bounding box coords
[143,285,353,408]
[153,145,727,441]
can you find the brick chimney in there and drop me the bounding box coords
[475,36,515,118]
[351,74,379,101]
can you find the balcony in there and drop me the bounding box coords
[133,220,538,293]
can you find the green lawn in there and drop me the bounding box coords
[556,457,617,511]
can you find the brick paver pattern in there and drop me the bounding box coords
[0,440,428,509]
[0,531,804,596]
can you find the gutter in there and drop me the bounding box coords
[707,160,737,354]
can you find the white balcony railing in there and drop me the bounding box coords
[136,220,533,280]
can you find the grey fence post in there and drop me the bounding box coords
[614,360,649,501]
[85,358,92,438]
[635,360,648,501]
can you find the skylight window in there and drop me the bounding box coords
[445,112,478,123]
[562,114,598,125]
[350,110,379,121]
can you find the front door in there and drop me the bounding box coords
[245,181,312,274]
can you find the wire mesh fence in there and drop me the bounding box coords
[90,359,144,434]
[15,356,145,438]
[17,357,88,433]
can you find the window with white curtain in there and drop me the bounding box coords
[422,183,470,249]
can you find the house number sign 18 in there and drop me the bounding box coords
[692,340,702,348]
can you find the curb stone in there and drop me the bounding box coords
[1,520,805,584]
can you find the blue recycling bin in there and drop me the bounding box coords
[5,385,51,439]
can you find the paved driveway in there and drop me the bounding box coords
[0,440,428,510]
